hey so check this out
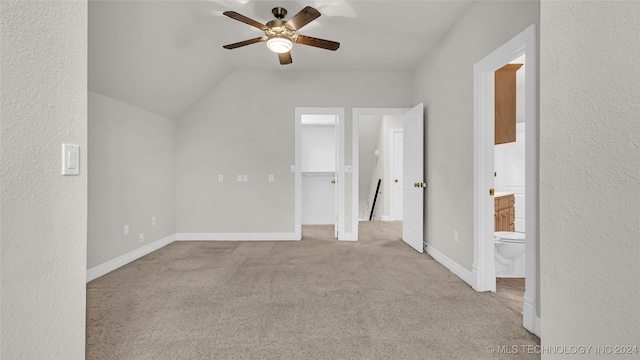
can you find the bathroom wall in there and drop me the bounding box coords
[495,123,525,232]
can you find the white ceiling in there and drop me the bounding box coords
[89,0,474,119]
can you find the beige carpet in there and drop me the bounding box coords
[86,222,539,359]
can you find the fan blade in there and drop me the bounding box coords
[278,51,293,65]
[284,6,321,31]
[223,11,268,31]
[295,35,340,51]
[223,37,266,50]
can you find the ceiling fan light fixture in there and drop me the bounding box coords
[266,35,293,53]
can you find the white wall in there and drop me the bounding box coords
[540,1,640,354]
[88,91,176,268]
[176,70,411,234]
[412,0,539,271]
[0,1,87,358]
[301,125,336,172]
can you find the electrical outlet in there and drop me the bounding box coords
[454,230,459,242]
[124,224,129,235]
[152,216,157,226]
[139,233,144,243]
[268,174,274,182]
[218,174,223,182]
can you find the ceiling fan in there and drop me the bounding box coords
[222,6,340,65]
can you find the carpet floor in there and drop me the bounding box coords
[86,221,540,359]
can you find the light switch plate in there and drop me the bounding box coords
[243,175,248,182]
[62,144,80,176]
[218,174,224,182]
[269,174,274,182]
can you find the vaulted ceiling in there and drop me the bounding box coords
[89,1,474,119]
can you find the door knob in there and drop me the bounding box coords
[331,179,336,184]
[395,179,399,183]
[489,188,495,196]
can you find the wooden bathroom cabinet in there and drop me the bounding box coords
[495,63,523,145]
[495,193,515,232]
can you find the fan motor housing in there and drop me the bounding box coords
[266,19,295,38]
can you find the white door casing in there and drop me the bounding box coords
[402,104,425,253]
[472,24,538,336]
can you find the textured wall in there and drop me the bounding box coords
[0,1,87,358]
[88,91,176,268]
[540,1,640,354]
[176,70,411,233]
[412,0,539,271]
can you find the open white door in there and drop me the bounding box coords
[402,104,425,253]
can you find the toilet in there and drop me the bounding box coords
[494,231,525,278]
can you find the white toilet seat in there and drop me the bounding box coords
[494,231,525,243]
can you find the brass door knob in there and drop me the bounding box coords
[395,179,399,183]
[331,179,336,184]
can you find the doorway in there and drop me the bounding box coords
[472,24,539,336]
[352,105,424,252]
[294,107,345,240]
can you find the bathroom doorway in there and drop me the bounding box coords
[494,55,526,314]
[472,24,539,336]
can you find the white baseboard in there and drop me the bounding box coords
[425,243,474,288]
[86,233,175,283]
[175,232,300,241]
[523,294,541,337]
[338,232,357,241]
[302,218,335,225]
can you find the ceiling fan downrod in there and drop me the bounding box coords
[272,7,287,20]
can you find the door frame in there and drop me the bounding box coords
[472,24,539,335]
[295,107,345,240]
[352,108,409,241]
